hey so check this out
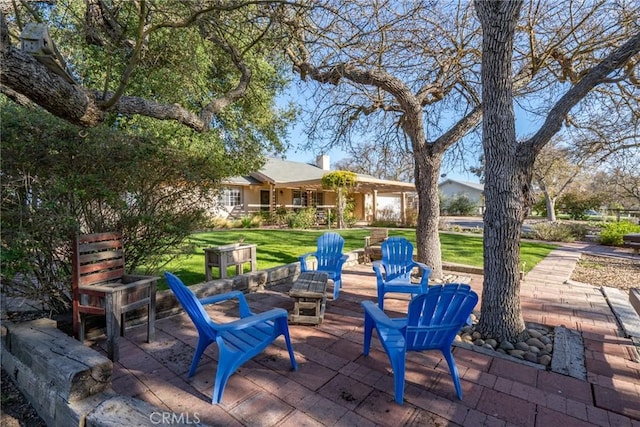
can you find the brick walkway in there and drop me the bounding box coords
[103,244,640,426]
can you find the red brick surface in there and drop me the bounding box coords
[102,243,639,426]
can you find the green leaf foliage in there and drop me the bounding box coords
[9,1,295,147]
[321,171,358,190]
[0,101,265,312]
[598,221,640,246]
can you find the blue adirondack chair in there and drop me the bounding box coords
[164,272,297,404]
[362,284,478,404]
[372,237,432,310]
[299,232,349,300]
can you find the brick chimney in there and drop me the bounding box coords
[316,154,330,171]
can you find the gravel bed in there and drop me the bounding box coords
[571,254,640,291]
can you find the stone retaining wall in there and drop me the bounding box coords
[123,252,361,328]
[155,260,302,320]
[1,319,194,426]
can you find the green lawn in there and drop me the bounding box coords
[161,229,557,287]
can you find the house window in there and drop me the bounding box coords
[221,188,241,207]
[293,190,324,207]
[292,190,307,207]
[311,191,324,207]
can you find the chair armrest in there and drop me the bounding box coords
[336,254,349,269]
[216,308,288,331]
[372,261,385,279]
[361,300,404,330]
[299,252,315,260]
[122,274,159,285]
[200,291,253,318]
[411,262,432,287]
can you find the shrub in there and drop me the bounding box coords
[531,197,548,218]
[598,221,640,246]
[210,217,234,229]
[288,207,317,229]
[438,218,452,230]
[529,222,586,242]
[2,104,218,312]
[370,219,398,228]
[558,191,602,220]
[376,207,400,224]
[270,206,292,227]
[442,194,478,216]
[239,215,262,228]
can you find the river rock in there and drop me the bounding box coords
[509,350,525,359]
[527,329,543,339]
[524,352,538,363]
[499,340,515,351]
[526,337,545,349]
[539,354,552,366]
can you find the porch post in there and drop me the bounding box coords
[372,190,378,222]
[270,185,276,213]
[401,192,406,224]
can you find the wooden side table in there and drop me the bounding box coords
[289,271,329,325]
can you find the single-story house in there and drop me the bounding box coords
[215,155,416,223]
[438,178,484,214]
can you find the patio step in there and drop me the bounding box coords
[630,288,640,317]
[601,286,640,339]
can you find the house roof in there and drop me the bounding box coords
[438,179,484,192]
[227,157,416,193]
[250,158,326,184]
[225,175,262,185]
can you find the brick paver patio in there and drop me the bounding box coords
[100,244,640,426]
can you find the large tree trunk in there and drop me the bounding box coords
[545,194,557,222]
[475,0,526,342]
[473,1,639,342]
[414,148,444,279]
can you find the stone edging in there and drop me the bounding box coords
[1,318,198,427]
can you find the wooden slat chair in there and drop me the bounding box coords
[622,233,640,254]
[72,232,158,361]
[364,228,389,263]
[362,284,478,404]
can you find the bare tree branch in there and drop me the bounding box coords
[523,31,640,157]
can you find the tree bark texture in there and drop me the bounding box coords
[414,147,444,279]
[475,0,527,342]
[0,45,104,126]
[0,11,252,132]
[544,194,557,222]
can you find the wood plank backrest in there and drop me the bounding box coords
[73,232,125,290]
[369,229,389,245]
